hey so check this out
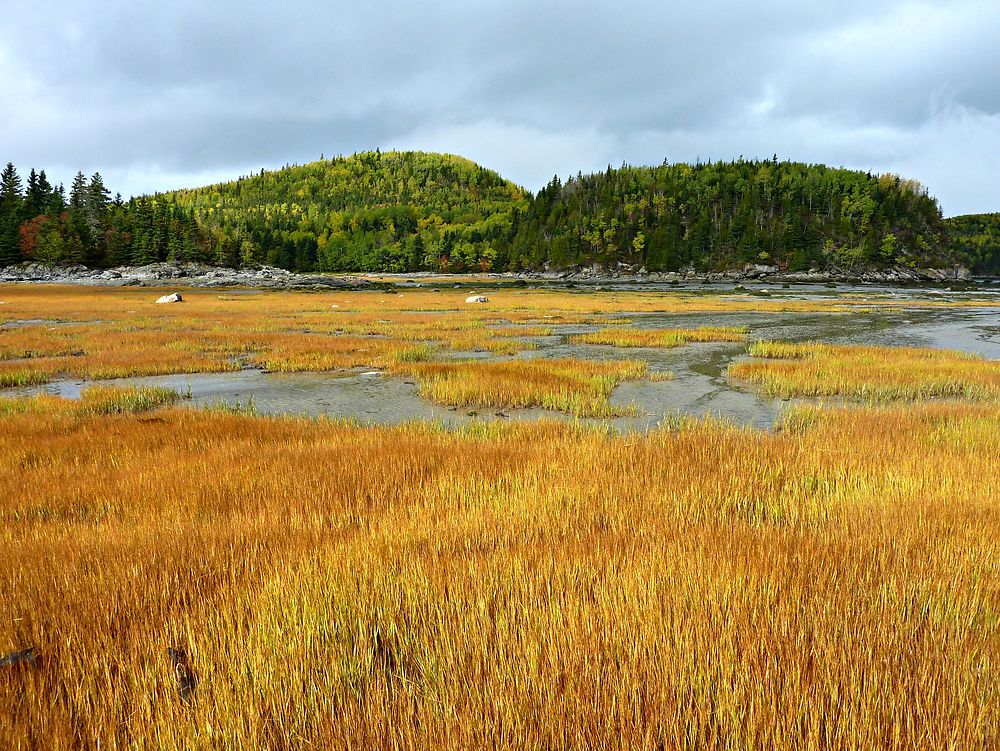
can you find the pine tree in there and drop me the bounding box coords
[66,171,93,260]
[69,171,87,210]
[84,172,112,265]
[0,162,22,203]
[0,162,24,265]
[24,168,44,218]
[36,171,58,215]
[87,172,111,214]
[53,183,66,213]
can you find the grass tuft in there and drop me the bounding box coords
[571,326,748,348]
[77,385,181,415]
[732,341,1000,401]
[395,357,647,417]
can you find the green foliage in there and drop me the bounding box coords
[394,344,436,363]
[0,162,24,266]
[944,214,1000,275]
[0,162,209,269]
[499,160,954,272]
[2,153,988,275]
[202,395,258,416]
[167,150,529,273]
[77,386,180,415]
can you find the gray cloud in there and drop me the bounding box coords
[1,0,997,214]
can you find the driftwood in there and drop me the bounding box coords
[167,647,197,702]
[0,647,39,668]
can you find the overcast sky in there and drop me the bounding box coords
[2,1,998,215]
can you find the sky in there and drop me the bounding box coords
[1,0,998,216]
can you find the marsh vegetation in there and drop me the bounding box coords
[1,283,999,748]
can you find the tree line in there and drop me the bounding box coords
[1,152,991,273]
[167,150,529,272]
[499,158,954,272]
[944,214,1000,275]
[0,163,207,269]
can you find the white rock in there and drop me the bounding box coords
[155,293,183,304]
[465,295,489,303]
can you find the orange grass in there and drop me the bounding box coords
[0,398,998,748]
[395,357,648,417]
[571,326,748,348]
[731,340,1000,401]
[0,285,996,391]
[0,288,563,386]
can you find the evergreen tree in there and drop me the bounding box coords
[67,171,91,256]
[0,162,24,265]
[0,162,23,202]
[84,172,112,265]
[24,168,45,218]
[68,171,87,210]
[87,173,111,217]
[0,154,980,273]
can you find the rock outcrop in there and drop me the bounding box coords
[499,263,977,285]
[0,262,372,290]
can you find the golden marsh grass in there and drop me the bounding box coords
[731,341,1000,401]
[570,326,748,348]
[0,396,998,748]
[3,283,1000,747]
[395,358,650,417]
[0,283,996,390]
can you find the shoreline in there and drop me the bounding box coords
[0,260,990,290]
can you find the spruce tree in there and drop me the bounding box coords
[67,171,93,260]
[84,172,111,265]
[0,162,24,265]
[69,171,87,210]
[24,168,44,217]
[0,162,22,202]
[36,171,58,215]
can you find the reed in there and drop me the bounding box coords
[77,385,181,415]
[0,286,996,392]
[571,326,748,348]
[2,286,999,746]
[0,397,997,748]
[731,341,1000,401]
[394,358,648,416]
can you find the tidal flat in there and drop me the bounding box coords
[1,282,999,749]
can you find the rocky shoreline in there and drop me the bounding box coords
[0,262,372,290]
[0,260,982,290]
[494,262,975,285]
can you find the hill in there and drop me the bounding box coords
[497,159,954,273]
[0,153,977,275]
[944,214,1000,275]
[167,156,958,275]
[168,151,528,272]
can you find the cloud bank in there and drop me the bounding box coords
[1,0,997,215]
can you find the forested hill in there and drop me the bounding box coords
[500,160,953,273]
[166,155,955,274]
[168,151,528,272]
[944,214,1000,275]
[0,152,972,274]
